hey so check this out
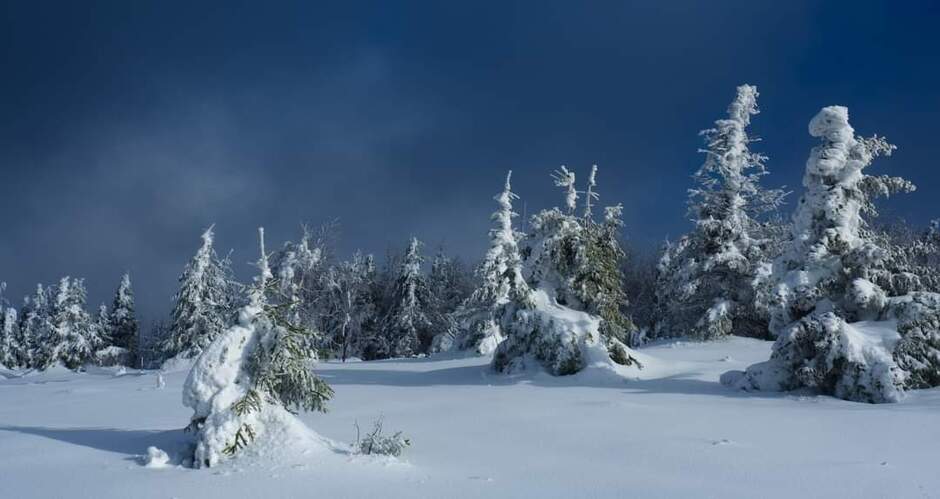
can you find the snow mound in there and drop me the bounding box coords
[493,290,641,377]
[142,446,170,468]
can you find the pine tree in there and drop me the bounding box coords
[183,227,333,467]
[655,84,785,340]
[110,273,140,366]
[381,238,434,357]
[164,227,236,359]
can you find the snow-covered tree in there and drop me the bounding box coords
[722,105,940,403]
[440,171,531,355]
[0,284,18,368]
[494,167,640,375]
[42,277,100,370]
[321,252,376,361]
[655,84,785,341]
[16,284,50,369]
[163,227,237,360]
[110,273,140,365]
[182,227,333,467]
[381,238,434,357]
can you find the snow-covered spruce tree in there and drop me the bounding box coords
[574,175,639,360]
[493,167,641,375]
[16,284,51,369]
[381,238,434,357]
[721,105,940,403]
[40,277,101,370]
[163,227,237,360]
[439,171,531,355]
[183,228,333,468]
[654,84,785,341]
[110,273,140,365]
[0,284,18,368]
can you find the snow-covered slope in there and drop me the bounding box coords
[1,338,939,498]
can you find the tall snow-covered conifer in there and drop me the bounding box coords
[111,273,140,365]
[164,227,236,360]
[381,238,434,357]
[441,171,531,355]
[655,84,784,340]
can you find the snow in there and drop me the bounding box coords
[2,337,939,498]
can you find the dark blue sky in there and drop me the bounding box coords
[1,1,938,322]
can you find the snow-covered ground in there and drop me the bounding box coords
[1,338,938,499]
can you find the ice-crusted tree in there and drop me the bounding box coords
[381,238,434,357]
[110,273,140,365]
[438,172,531,355]
[722,106,939,403]
[163,227,237,360]
[494,167,640,375]
[655,84,785,341]
[183,228,333,468]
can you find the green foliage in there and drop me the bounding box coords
[222,423,256,456]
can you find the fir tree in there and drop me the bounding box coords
[655,84,785,340]
[47,277,100,370]
[16,284,50,369]
[0,284,18,368]
[164,227,236,359]
[381,238,434,357]
[443,172,531,355]
[110,273,140,365]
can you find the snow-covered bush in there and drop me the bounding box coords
[354,418,411,457]
[182,228,333,468]
[655,84,785,341]
[724,106,940,403]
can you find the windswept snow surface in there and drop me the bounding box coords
[1,338,939,498]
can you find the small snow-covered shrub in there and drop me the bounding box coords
[886,292,940,389]
[355,418,411,457]
[722,313,904,403]
[142,446,170,468]
[493,290,639,376]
